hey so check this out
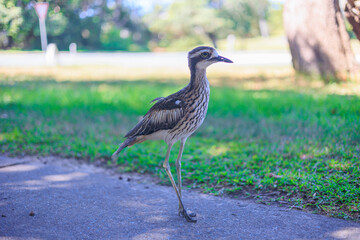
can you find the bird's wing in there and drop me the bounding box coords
[125,97,186,138]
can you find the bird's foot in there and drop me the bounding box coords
[179,208,197,222]
[179,208,196,217]
[189,212,196,217]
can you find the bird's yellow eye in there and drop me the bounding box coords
[200,52,210,59]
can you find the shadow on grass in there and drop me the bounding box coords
[1,79,360,221]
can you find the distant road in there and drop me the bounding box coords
[0,51,293,67]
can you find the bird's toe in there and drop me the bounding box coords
[181,209,197,223]
[189,212,196,217]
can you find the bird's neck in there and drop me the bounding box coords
[189,67,209,91]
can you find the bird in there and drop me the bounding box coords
[112,46,233,222]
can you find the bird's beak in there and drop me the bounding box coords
[213,55,233,63]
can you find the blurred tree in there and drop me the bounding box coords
[0,0,23,48]
[345,0,360,41]
[1,0,278,51]
[283,0,359,81]
[218,0,270,38]
[0,0,151,51]
[145,0,227,49]
[267,2,284,36]
[146,0,272,50]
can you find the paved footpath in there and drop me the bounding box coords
[0,156,359,240]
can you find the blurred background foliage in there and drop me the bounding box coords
[0,0,284,51]
[0,0,151,51]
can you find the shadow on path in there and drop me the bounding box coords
[0,156,359,240]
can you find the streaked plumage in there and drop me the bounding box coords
[112,46,233,222]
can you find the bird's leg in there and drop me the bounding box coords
[176,139,196,218]
[176,140,185,215]
[163,144,196,223]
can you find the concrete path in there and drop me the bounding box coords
[0,156,359,240]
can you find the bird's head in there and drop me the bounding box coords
[188,46,233,71]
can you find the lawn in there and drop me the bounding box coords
[1,66,359,221]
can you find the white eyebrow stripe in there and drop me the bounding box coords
[198,49,219,58]
[198,49,210,54]
[189,49,211,58]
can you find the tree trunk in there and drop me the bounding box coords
[345,0,360,41]
[283,0,359,81]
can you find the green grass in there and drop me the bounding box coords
[1,76,360,221]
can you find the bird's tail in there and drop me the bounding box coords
[111,137,136,161]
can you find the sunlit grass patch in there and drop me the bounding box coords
[0,73,359,221]
[2,65,360,95]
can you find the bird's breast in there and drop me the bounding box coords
[166,81,210,143]
[179,87,210,130]
[188,89,209,119]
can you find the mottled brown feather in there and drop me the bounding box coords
[124,96,186,138]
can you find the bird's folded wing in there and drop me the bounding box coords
[125,97,185,138]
